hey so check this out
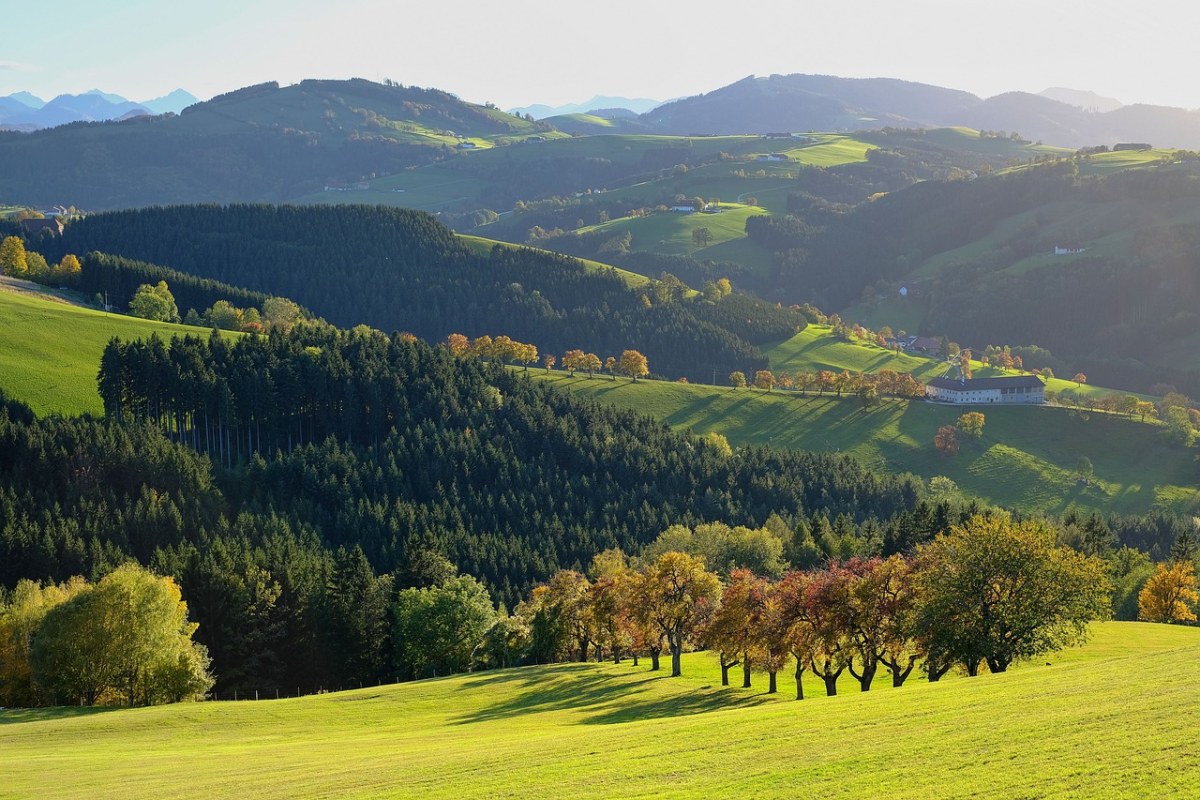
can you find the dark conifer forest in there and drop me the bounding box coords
[0,330,922,693]
[42,204,805,381]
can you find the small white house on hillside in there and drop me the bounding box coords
[926,375,1045,405]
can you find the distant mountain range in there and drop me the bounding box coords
[0,79,547,208]
[0,88,199,129]
[548,74,1200,148]
[509,95,662,119]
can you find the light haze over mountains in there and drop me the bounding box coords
[0,88,199,129]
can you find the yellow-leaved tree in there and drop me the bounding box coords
[1138,561,1198,624]
[0,235,28,276]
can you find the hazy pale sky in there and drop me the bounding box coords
[4,0,1200,110]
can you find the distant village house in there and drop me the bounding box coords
[925,375,1045,405]
[19,217,64,237]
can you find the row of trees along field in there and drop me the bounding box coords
[36,204,807,382]
[727,366,925,399]
[11,512,1192,708]
[516,514,1114,691]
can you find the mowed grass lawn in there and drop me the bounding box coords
[0,289,233,416]
[2,623,1197,799]
[534,372,1197,515]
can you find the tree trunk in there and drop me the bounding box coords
[850,659,877,692]
[965,657,981,677]
[742,653,752,688]
[649,650,660,671]
[822,673,839,696]
[927,660,951,682]
[883,655,917,687]
[632,652,640,667]
[720,662,731,686]
[986,656,1008,674]
[768,670,777,694]
[794,659,805,700]
[670,641,682,677]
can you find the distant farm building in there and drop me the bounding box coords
[926,375,1045,405]
[1114,142,1152,151]
[19,217,64,237]
[756,153,791,162]
[902,336,942,355]
[1054,246,1087,255]
[670,204,697,213]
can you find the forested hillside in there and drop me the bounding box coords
[41,204,804,381]
[753,160,1200,392]
[0,79,552,209]
[0,329,928,693]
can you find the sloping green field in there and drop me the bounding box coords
[533,372,1194,515]
[0,289,231,416]
[575,203,767,256]
[766,326,1154,402]
[2,623,1196,799]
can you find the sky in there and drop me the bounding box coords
[4,0,1200,110]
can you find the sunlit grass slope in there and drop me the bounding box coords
[766,325,1155,402]
[2,623,1196,799]
[533,372,1196,515]
[0,289,231,416]
[575,203,767,256]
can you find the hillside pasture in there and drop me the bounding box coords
[0,288,232,416]
[534,371,1194,515]
[575,203,767,256]
[1,623,1196,799]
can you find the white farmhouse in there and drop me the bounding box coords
[925,375,1045,405]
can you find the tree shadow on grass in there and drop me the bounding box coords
[0,706,119,725]
[453,663,773,726]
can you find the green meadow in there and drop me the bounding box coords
[766,325,1154,401]
[2,623,1196,799]
[0,288,232,416]
[533,371,1194,515]
[575,203,767,256]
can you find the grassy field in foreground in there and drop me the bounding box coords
[0,288,232,416]
[2,623,1197,799]
[534,372,1197,515]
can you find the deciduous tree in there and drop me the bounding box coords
[702,568,764,686]
[934,425,959,456]
[956,412,985,440]
[128,280,179,322]
[1137,561,1198,624]
[0,236,27,276]
[619,350,648,382]
[640,552,721,677]
[913,514,1111,675]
